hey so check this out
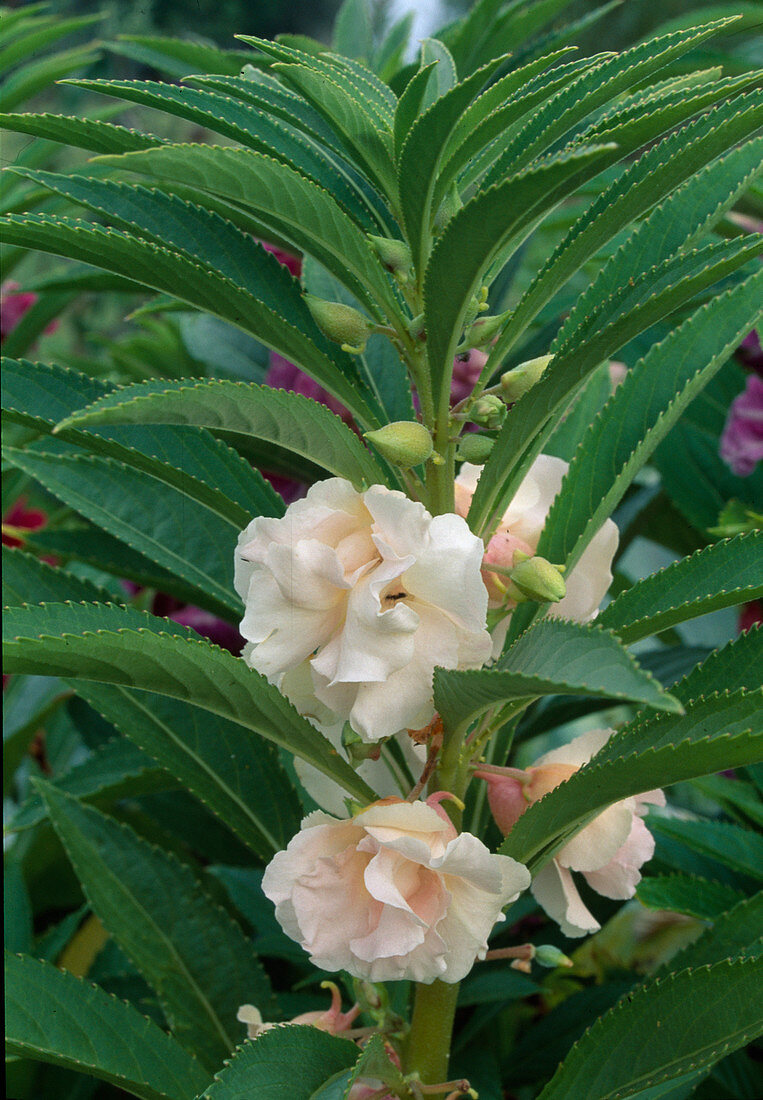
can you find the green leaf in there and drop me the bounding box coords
[534,266,763,580]
[10,735,165,831]
[0,44,100,112]
[54,378,389,488]
[91,144,398,322]
[487,97,763,374]
[637,875,746,921]
[2,601,376,803]
[106,34,252,78]
[434,620,681,734]
[538,957,763,1100]
[426,144,612,421]
[481,18,741,188]
[70,681,301,859]
[4,444,242,620]
[2,546,117,607]
[471,254,762,543]
[0,111,164,154]
[37,781,274,1073]
[5,952,211,1100]
[599,534,763,644]
[665,892,763,972]
[62,80,376,228]
[332,0,373,61]
[342,1033,407,1099]
[672,628,762,703]
[499,690,763,870]
[398,53,507,276]
[199,1025,359,1099]
[0,214,383,428]
[393,62,437,158]
[647,818,763,884]
[692,773,763,828]
[418,38,458,108]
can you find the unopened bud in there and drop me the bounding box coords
[500,354,552,402]
[535,944,574,969]
[369,235,412,281]
[304,294,373,353]
[407,312,426,341]
[434,181,462,231]
[466,310,509,349]
[341,723,382,764]
[456,434,494,463]
[470,394,506,430]
[509,555,566,603]
[364,420,433,468]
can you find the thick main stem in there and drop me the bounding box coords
[404,979,460,1083]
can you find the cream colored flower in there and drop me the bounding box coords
[478,728,665,938]
[236,478,491,742]
[262,797,531,983]
[455,454,618,622]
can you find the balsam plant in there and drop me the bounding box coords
[3,0,763,1097]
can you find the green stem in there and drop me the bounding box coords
[404,979,460,1083]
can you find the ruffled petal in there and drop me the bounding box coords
[531,860,600,938]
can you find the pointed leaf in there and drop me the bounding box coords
[637,875,747,921]
[538,958,763,1100]
[0,111,164,154]
[664,892,763,972]
[599,534,763,644]
[5,952,211,1100]
[2,601,376,803]
[37,781,274,1072]
[2,546,117,607]
[434,620,681,734]
[54,377,389,488]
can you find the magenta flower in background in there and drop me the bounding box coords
[735,330,763,375]
[720,374,763,477]
[1,281,59,341]
[2,497,48,548]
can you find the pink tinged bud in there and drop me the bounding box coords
[451,349,488,404]
[476,771,529,835]
[482,530,534,603]
[526,762,578,802]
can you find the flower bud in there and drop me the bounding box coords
[304,294,373,353]
[470,394,507,430]
[369,235,412,281]
[500,354,552,403]
[535,943,574,969]
[434,181,462,231]
[456,434,494,463]
[466,310,509,349]
[364,420,434,468]
[509,554,566,603]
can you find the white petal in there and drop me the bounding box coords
[536,727,612,768]
[558,801,634,872]
[583,815,655,899]
[550,517,618,622]
[531,860,600,938]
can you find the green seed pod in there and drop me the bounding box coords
[500,354,553,402]
[535,944,574,969]
[470,394,507,430]
[456,434,495,463]
[304,294,373,353]
[466,310,509,349]
[510,555,566,603]
[434,181,463,231]
[369,235,412,280]
[364,420,434,468]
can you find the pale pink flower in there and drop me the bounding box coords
[262,796,531,983]
[235,478,491,742]
[478,729,664,938]
[237,981,358,1039]
[455,454,618,624]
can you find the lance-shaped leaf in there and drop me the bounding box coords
[470,256,763,541]
[59,80,377,228]
[91,145,399,321]
[434,620,681,733]
[649,816,763,885]
[537,957,763,1100]
[486,96,763,373]
[425,144,612,421]
[481,17,741,188]
[37,781,274,1073]
[54,378,388,488]
[199,1024,359,1100]
[499,689,762,870]
[599,534,763,644]
[662,892,763,973]
[4,445,243,620]
[2,545,117,607]
[105,33,253,78]
[672,628,762,704]
[397,53,508,276]
[2,601,376,803]
[69,681,302,859]
[637,875,747,922]
[0,110,164,154]
[0,215,382,428]
[10,735,167,832]
[534,265,763,577]
[5,952,211,1100]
